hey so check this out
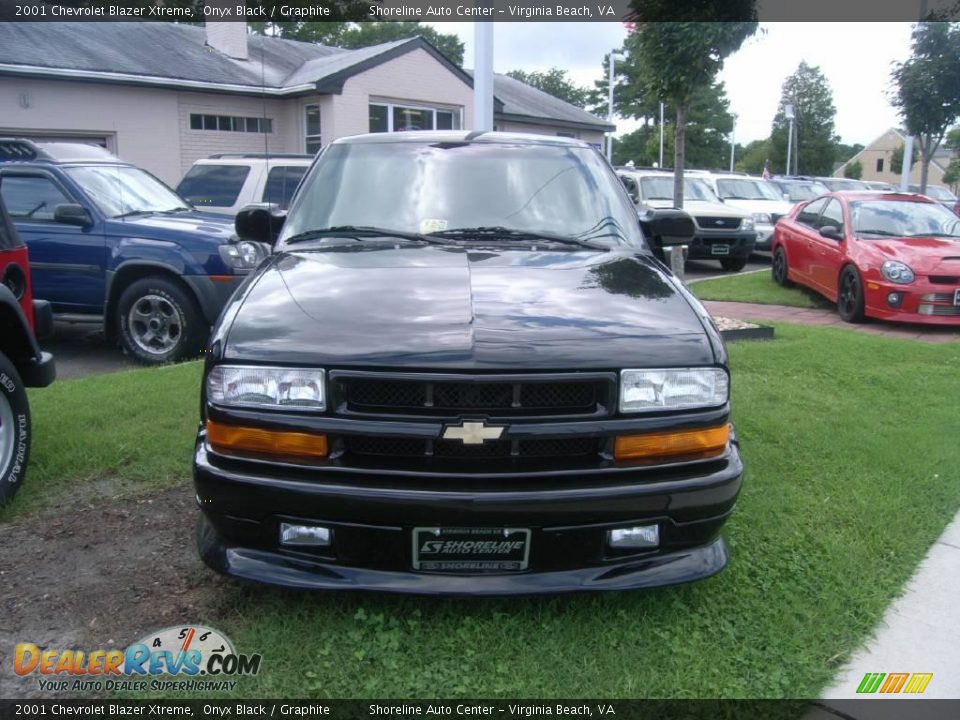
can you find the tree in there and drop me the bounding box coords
[769,62,839,176]
[843,160,863,179]
[249,22,465,66]
[890,142,919,176]
[944,126,960,189]
[626,21,758,207]
[891,22,960,192]
[737,139,772,174]
[506,68,589,109]
[834,142,865,164]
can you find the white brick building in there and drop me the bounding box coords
[0,23,613,186]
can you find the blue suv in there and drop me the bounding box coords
[0,139,268,364]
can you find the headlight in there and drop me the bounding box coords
[752,213,772,225]
[620,368,729,413]
[741,217,755,231]
[881,260,915,285]
[219,241,267,271]
[207,365,326,411]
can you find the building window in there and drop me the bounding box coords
[876,158,884,172]
[189,114,271,134]
[304,105,322,154]
[368,102,462,133]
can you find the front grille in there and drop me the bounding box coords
[338,374,609,417]
[918,303,960,316]
[929,276,960,285]
[696,216,741,230]
[343,435,599,461]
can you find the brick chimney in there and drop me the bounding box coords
[205,17,249,61]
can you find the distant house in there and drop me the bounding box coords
[833,128,953,188]
[0,22,614,185]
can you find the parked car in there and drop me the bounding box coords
[0,139,268,364]
[862,180,898,192]
[772,191,960,324]
[817,177,871,192]
[194,132,744,595]
[769,177,830,203]
[695,173,794,251]
[908,184,960,216]
[0,188,54,504]
[176,154,313,217]
[619,169,755,271]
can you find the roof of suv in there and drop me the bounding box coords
[0,138,125,165]
[332,131,593,148]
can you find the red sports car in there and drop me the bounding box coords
[771,192,960,325]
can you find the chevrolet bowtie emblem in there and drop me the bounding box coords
[442,421,505,445]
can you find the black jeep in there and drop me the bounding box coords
[193,132,742,594]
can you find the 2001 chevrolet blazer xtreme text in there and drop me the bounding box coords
[193,132,743,594]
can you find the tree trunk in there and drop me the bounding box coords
[919,135,931,194]
[673,103,687,209]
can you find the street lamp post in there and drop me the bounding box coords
[606,50,625,163]
[659,102,665,168]
[784,103,795,176]
[729,113,737,172]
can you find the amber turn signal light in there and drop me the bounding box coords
[206,420,328,460]
[614,424,730,462]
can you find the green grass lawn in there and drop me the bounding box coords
[10,327,960,698]
[692,270,832,309]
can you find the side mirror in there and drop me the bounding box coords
[819,225,843,241]
[235,203,286,246]
[639,208,696,247]
[53,203,92,227]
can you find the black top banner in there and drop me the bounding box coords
[0,0,957,22]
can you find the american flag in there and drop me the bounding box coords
[762,161,771,180]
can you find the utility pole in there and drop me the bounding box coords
[606,51,624,162]
[659,102,665,168]
[473,22,494,132]
[785,103,795,176]
[729,113,737,172]
[901,0,927,191]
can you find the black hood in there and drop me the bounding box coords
[220,247,717,370]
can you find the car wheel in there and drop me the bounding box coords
[720,258,748,272]
[772,247,792,287]
[117,277,204,364]
[837,266,866,323]
[0,351,30,506]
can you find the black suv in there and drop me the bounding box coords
[193,132,743,594]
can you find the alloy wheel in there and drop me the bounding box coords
[128,294,183,356]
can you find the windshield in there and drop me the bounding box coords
[822,178,866,191]
[716,178,781,201]
[778,181,828,201]
[65,166,188,218]
[851,200,960,238]
[641,176,717,202]
[280,141,644,249]
[921,186,957,202]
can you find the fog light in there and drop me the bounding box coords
[279,523,332,547]
[608,525,659,549]
[887,292,903,308]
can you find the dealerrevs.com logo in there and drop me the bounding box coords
[14,625,261,693]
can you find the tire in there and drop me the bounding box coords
[720,257,748,272]
[772,247,792,287]
[837,265,866,323]
[0,351,31,506]
[116,276,205,364]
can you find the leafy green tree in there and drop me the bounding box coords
[834,142,865,164]
[612,126,658,166]
[625,21,758,207]
[249,21,465,66]
[890,142,919,176]
[843,160,863,179]
[769,62,839,176]
[944,126,960,189]
[737,139,772,174]
[506,68,589,109]
[891,22,960,192]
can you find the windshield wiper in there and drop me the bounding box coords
[903,232,960,238]
[429,226,608,251]
[114,209,155,219]
[857,229,904,237]
[284,226,450,246]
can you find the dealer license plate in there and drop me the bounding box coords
[412,527,531,572]
[954,288,960,306]
[711,244,730,256]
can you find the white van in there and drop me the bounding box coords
[177,154,313,216]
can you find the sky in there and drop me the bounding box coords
[425,22,915,146]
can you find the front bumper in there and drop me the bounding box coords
[863,278,960,326]
[687,231,756,261]
[193,437,743,595]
